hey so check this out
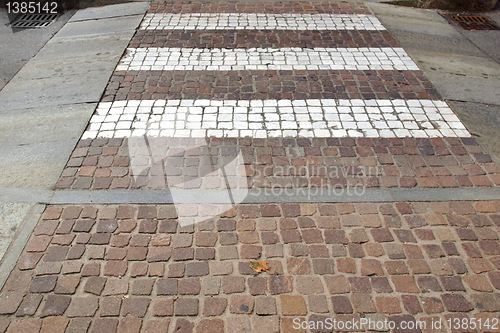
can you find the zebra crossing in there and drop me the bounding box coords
[83,1,470,140]
[140,12,386,30]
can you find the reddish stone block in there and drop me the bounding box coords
[139,220,158,234]
[391,276,419,293]
[286,258,311,275]
[30,276,57,293]
[463,275,493,292]
[195,232,217,247]
[281,230,302,244]
[261,204,281,217]
[196,319,224,333]
[152,299,173,317]
[104,261,127,277]
[222,276,245,294]
[240,245,262,259]
[375,297,401,314]
[361,259,384,276]
[121,297,150,317]
[66,296,98,317]
[147,247,172,262]
[131,279,155,296]
[324,275,350,294]
[422,297,444,314]
[157,279,178,296]
[312,259,334,275]
[324,230,348,244]
[370,229,394,242]
[137,206,157,219]
[16,294,43,317]
[248,277,267,296]
[42,206,63,220]
[179,278,201,295]
[441,294,473,312]
[331,296,353,314]
[54,276,80,295]
[6,319,42,333]
[255,297,277,315]
[40,295,71,317]
[488,271,500,289]
[440,276,465,291]
[202,297,227,316]
[172,248,194,261]
[90,319,118,333]
[347,243,365,258]
[301,229,323,244]
[173,319,193,333]
[279,295,306,316]
[26,236,52,252]
[269,276,293,295]
[117,317,142,333]
[281,203,300,217]
[337,258,356,274]
[174,298,199,316]
[370,276,393,293]
[385,261,409,275]
[350,294,376,313]
[467,258,493,273]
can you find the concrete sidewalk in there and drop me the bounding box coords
[0,1,148,278]
[368,2,500,164]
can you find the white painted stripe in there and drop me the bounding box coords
[140,13,386,31]
[116,47,419,71]
[83,99,470,139]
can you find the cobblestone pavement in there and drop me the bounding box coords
[1,202,500,332]
[0,1,499,332]
[57,137,500,191]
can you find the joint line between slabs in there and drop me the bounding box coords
[2,187,498,205]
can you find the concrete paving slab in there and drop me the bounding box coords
[0,202,33,263]
[0,103,95,146]
[0,188,53,204]
[456,8,500,64]
[0,204,43,290]
[54,13,144,39]
[0,10,74,91]
[413,53,500,104]
[0,15,143,111]
[0,48,125,110]
[68,2,149,22]
[449,100,500,164]
[0,103,95,189]
[459,29,500,64]
[46,187,500,205]
[0,140,81,189]
[0,3,147,292]
[368,2,500,106]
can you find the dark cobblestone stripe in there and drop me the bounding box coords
[148,1,371,14]
[129,30,400,49]
[102,70,441,102]
[56,137,500,190]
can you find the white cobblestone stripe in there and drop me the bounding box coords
[83,99,470,139]
[116,47,419,71]
[140,13,385,31]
